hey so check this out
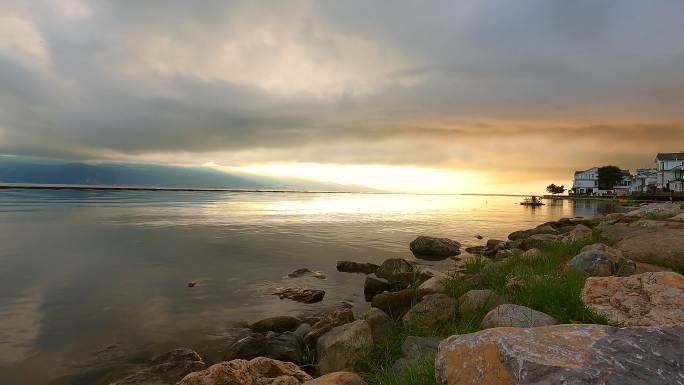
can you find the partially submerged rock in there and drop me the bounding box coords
[363,276,390,301]
[435,324,684,385]
[375,258,414,280]
[582,271,684,326]
[480,304,556,329]
[568,243,636,276]
[409,236,461,258]
[457,289,506,315]
[288,268,327,279]
[227,331,304,364]
[304,372,368,385]
[111,348,205,385]
[402,293,457,327]
[371,289,418,318]
[317,320,373,375]
[251,315,303,333]
[303,308,355,346]
[336,261,379,275]
[179,357,312,385]
[273,288,325,303]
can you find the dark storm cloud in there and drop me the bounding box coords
[1,0,683,177]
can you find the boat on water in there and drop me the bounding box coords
[520,195,546,206]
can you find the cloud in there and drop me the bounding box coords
[0,0,683,184]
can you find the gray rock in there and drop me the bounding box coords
[457,289,506,315]
[294,323,312,339]
[409,236,461,258]
[273,287,325,303]
[251,315,302,333]
[111,348,205,385]
[480,304,557,329]
[288,268,327,279]
[568,243,636,276]
[418,276,446,295]
[403,293,457,327]
[363,276,390,301]
[523,248,542,258]
[303,308,355,346]
[317,320,373,375]
[304,372,368,385]
[363,308,394,340]
[436,324,684,385]
[336,261,380,274]
[227,331,303,364]
[376,258,415,280]
[464,246,487,254]
[391,336,441,377]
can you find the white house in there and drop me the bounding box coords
[655,152,684,191]
[629,168,658,193]
[572,167,598,195]
[612,169,633,196]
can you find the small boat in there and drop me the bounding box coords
[520,195,545,206]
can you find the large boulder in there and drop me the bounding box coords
[363,307,393,340]
[391,336,441,377]
[304,372,367,385]
[558,224,593,243]
[457,289,506,315]
[616,227,684,268]
[336,261,380,274]
[227,331,304,364]
[435,324,684,385]
[568,243,636,276]
[251,315,302,333]
[303,309,355,346]
[375,258,414,280]
[480,304,557,329]
[179,357,312,385]
[371,289,417,318]
[273,288,325,304]
[363,276,390,302]
[111,348,205,385]
[402,293,457,327]
[582,271,684,326]
[409,236,461,258]
[316,320,373,375]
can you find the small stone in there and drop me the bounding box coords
[273,288,325,304]
[336,261,380,274]
[480,304,557,329]
[409,236,461,258]
[187,282,197,288]
[457,289,506,315]
[288,268,326,279]
[522,248,541,258]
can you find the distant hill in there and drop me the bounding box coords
[0,157,376,192]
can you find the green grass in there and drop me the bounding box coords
[644,212,676,220]
[358,236,613,384]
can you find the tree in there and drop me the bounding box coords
[598,165,623,190]
[546,183,566,195]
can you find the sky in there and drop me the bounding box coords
[1,0,684,193]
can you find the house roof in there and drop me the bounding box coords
[655,152,684,161]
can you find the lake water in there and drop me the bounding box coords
[0,190,622,384]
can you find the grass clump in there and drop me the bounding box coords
[644,212,675,220]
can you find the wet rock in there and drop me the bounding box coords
[486,239,505,249]
[294,323,312,339]
[304,372,367,385]
[409,236,461,258]
[336,261,380,274]
[391,336,441,377]
[251,316,303,333]
[227,331,303,364]
[387,271,432,289]
[317,320,373,374]
[457,289,505,315]
[480,304,557,329]
[616,227,684,267]
[297,302,354,325]
[582,271,684,326]
[273,288,325,304]
[111,348,205,385]
[403,293,457,327]
[371,289,418,318]
[179,357,312,385]
[507,224,558,241]
[364,308,393,340]
[568,243,636,276]
[375,258,415,280]
[363,276,390,301]
[436,324,684,385]
[303,309,355,346]
[288,268,326,279]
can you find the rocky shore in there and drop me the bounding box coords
[106,201,684,385]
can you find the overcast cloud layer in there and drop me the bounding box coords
[1,0,684,186]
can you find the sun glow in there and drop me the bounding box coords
[228,163,484,193]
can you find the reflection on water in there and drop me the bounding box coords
[0,190,621,384]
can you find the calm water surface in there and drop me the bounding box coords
[0,190,621,384]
